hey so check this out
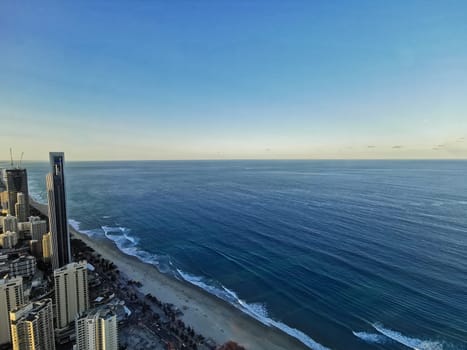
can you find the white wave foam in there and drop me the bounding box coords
[68,219,81,231]
[177,269,331,350]
[76,224,330,350]
[352,331,387,344]
[68,219,98,237]
[373,323,444,350]
[102,226,140,246]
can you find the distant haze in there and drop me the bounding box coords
[0,1,466,161]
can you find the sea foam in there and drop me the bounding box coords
[352,331,387,344]
[70,220,331,350]
[372,323,445,350]
[176,269,331,350]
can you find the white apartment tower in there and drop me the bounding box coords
[75,307,119,350]
[9,298,55,350]
[14,193,27,223]
[0,231,19,249]
[2,215,18,234]
[54,261,90,329]
[0,276,24,346]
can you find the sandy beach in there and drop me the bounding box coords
[31,200,310,350]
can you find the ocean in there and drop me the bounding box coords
[25,160,467,350]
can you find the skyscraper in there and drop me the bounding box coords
[47,152,71,270]
[5,168,29,217]
[54,261,90,329]
[9,298,55,350]
[75,307,119,350]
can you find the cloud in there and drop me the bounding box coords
[456,137,465,143]
[367,145,376,149]
[392,145,403,149]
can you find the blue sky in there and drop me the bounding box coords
[0,1,466,160]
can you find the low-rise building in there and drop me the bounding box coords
[9,255,36,279]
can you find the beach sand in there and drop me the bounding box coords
[32,200,311,350]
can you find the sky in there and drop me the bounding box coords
[0,0,466,161]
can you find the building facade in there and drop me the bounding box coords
[0,276,24,346]
[54,261,90,329]
[9,298,55,350]
[47,152,71,270]
[75,307,118,350]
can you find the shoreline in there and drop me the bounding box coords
[31,200,312,350]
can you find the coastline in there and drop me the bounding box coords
[31,200,312,350]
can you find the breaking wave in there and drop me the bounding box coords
[352,331,387,344]
[69,220,329,350]
[176,269,331,350]
[372,323,446,350]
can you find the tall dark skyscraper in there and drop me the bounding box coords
[47,152,71,270]
[5,168,29,218]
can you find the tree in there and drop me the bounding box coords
[218,341,246,350]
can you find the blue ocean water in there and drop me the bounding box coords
[26,160,467,350]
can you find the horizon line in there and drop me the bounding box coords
[1,157,467,163]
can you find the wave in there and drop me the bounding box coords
[68,219,99,237]
[68,220,329,350]
[352,331,387,344]
[176,269,331,350]
[372,323,445,350]
[100,225,174,274]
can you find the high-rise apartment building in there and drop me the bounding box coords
[42,232,52,263]
[30,217,47,241]
[54,261,89,329]
[14,193,27,223]
[2,214,18,234]
[0,276,24,346]
[47,152,71,270]
[9,298,55,350]
[0,231,19,249]
[5,168,29,217]
[75,307,119,350]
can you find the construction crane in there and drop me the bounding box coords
[10,148,13,167]
[19,152,24,168]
